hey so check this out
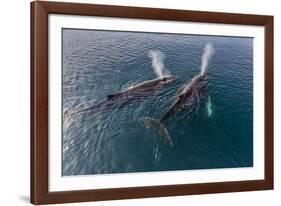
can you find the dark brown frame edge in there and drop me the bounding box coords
[30,0,274,204]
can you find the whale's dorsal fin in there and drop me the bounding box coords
[107,93,121,99]
[107,94,116,99]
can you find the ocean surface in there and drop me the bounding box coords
[62,29,253,176]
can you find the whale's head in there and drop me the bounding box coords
[159,75,176,84]
[200,73,208,80]
[194,73,208,90]
[199,73,208,84]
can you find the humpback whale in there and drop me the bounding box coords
[64,75,176,118]
[143,43,214,146]
[160,73,208,122]
[143,72,208,146]
[64,50,175,119]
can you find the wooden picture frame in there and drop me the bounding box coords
[31,0,273,204]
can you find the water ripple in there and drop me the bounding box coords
[62,29,253,176]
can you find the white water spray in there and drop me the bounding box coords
[148,50,170,79]
[200,43,214,75]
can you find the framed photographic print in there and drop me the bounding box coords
[30,1,274,204]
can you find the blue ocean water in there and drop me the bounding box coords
[62,29,253,176]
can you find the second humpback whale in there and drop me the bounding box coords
[143,43,214,146]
